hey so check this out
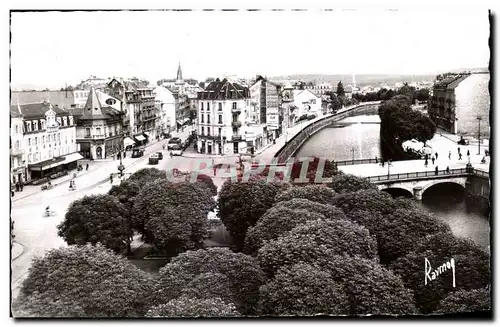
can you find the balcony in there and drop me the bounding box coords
[231,107,242,114]
[232,134,244,141]
[232,121,242,129]
[84,134,107,139]
[10,148,24,156]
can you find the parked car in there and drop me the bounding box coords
[149,154,159,165]
[156,152,164,160]
[170,144,183,156]
[132,148,144,158]
[167,137,182,150]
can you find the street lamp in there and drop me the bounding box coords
[351,148,355,163]
[117,133,125,177]
[477,115,482,155]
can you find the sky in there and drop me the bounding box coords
[10,9,491,89]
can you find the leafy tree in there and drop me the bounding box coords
[155,248,265,315]
[376,208,452,264]
[436,287,491,314]
[390,250,490,313]
[194,173,218,196]
[275,184,337,205]
[218,178,289,250]
[133,179,215,248]
[108,180,142,231]
[336,81,345,97]
[127,168,165,189]
[331,189,396,216]
[146,296,240,317]
[180,272,235,305]
[244,208,325,256]
[57,195,132,254]
[273,198,346,220]
[319,255,417,315]
[328,174,378,193]
[259,263,349,316]
[19,244,155,317]
[258,219,378,277]
[415,88,430,102]
[12,291,86,317]
[289,157,339,184]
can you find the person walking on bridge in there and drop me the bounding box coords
[431,156,435,165]
[448,151,451,160]
[458,152,463,160]
[424,159,428,167]
[435,152,438,160]
[446,166,450,174]
[467,149,470,157]
[435,166,439,176]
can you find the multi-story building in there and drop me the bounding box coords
[73,88,125,159]
[428,72,490,138]
[249,75,282,143]
[11,89,90,109]
[105,78,159,142]
[10,105,26,185]
[196,78,251,155]
[313,82,333,96]
[153,86,177,135]
[292,89,322,120]
[10,101,80,182]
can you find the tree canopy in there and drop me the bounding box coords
[336,81,345,97]
[275,184,337,205]
[155,248,265,315]
[436,287,491,314]
[18,244,155,317]
[127,168,166,189]
[259,263,350,316]
[218,178,289,250]
[328,174,378,194]
[146,296,240,317]
[57,195,132,254]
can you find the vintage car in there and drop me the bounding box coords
[156,152,164,160]
[167,137,183,150]
[131,148,145,158]
[170,144,183,156]
[148,154,159,165]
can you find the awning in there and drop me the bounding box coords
[144,132,152,138]
[123,137,136,147]
[135,135,146,141]
[28,156,66,171]
[176,118,190,126]
[61,152,84,165]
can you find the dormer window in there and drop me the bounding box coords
[56,117,62,125]
[33,121,38,131]
[26,122,31,132]
[40,119,45,130]
[69,116,74,125]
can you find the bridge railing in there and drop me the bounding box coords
[472,169,489,178]
[334,158,378,166]
[366,168,469,182]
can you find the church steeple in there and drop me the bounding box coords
[176,62,183,84]
[83,87,103,117]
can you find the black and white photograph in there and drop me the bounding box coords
[8,5,492,319]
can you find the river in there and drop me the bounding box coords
[295,115,490,249]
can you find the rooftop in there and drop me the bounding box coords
[10,101,70,118]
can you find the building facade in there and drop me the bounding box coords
[249,76,282,143]
[428,72,490,138]
[10,101,80,182]
[292,89,322,120]
[153,86,177,135]
[196,78,251,155]
[73,88,124,159]
[10,107,26,185]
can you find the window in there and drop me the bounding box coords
[232,102,237,109]
[41,120,45,130]
[28,138,31,146]
[42,136,45,144]
[218,115,223,124]
[201,115,204,124]
[69,117,73,125]
[63,117,67,126]
[218,103,222,111]
[201,127,205,136]
[15,125,19,134]
[207,102,210,110]
[207,127,211,136]
[26,122,31,132]
[207,114,211,124]
[85,128,91,137]
[28,154,32,163]
[34,121,38,131]
[201,102,204,110]
[35,137,38,146]
[58,133,61,142]
[218,127,222,137]
[57,117,62,125]
[15,140,19,149]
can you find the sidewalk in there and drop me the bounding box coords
[11,241,24,260]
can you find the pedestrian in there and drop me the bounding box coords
[110,174,114,184]
[424,159,428,167]
[86,163,89,171]
[448,151,451,160]
[446,166,450,174]
[457,147,460,154]
[20,180,23,191]
[69,180,73,190]
[459,153,463,160]
[381,160,385,167]
[435,152,438,160]
[425,153,429,161]
[467,149,470,157]
[435,166,439,175]
[431,156,435,165]
[123,151,126,158]
[15,182,20,192]
[375,156,378,164]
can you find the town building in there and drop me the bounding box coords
[428,72,490,138]
[10,106,25,185]
[313,82,333,96]
[105,78,159,142]
[10,101,80,182]
[292,89,322,120]
[196,78,251,155]
[153,86,177,135]
[281,79,295,129]
[249,75,282,142]
[11,89,90,109]
[73,88,125,159]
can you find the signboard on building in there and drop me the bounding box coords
[266,83,280,130]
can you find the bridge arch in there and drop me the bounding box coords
[421,180,466,202]
[380,187,414,199]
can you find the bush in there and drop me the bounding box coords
[180,272,235,305]
[127,168,165,189]
[19,244,155,317]
[259,263,349,316]
[436,287,491,314]
[218,178,289,250]
[275,184,337,205]
[272,198,346,220]
[146,296,239,317]
[155,248,265,315]
[331,189,396,216]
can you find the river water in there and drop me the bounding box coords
[295,115,490,249]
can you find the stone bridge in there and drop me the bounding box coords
[274,101,381,163]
